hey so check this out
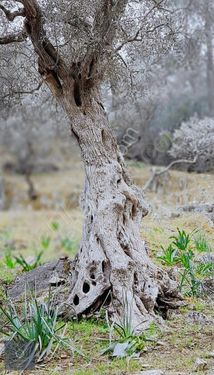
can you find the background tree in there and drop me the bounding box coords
[108,0,214,167]
[0,0,181,329]
[170,117,214,173]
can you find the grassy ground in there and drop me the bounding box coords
[0,159,213,374]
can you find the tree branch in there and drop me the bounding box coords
[143,156,198,191]
[80,0,129,87]
[19,0,71,97]
[115,0,166,52]
[1,81,43,99]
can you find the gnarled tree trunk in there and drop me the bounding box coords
[60,88,178,330]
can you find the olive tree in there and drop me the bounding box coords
[170,117,214,172]
[0,0,180,330]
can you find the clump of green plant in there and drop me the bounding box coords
[170,228,192,251]
[51,221,60,232]
[193,232,212,253]
[0,290,80,369]
[195,261,214,278]
[102,293,160,358]
[14,251,43,272]
[40,235,51,250]
[0,230,16,269]
[158,228,214,297]
[3,251,43,272]
[158,244,178,266]
[3,251,16,269]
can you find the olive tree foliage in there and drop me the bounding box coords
[0,0,182,329]
[0,0,184,104]
[170,117,214,172]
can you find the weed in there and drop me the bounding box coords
[14,251,43,272]
[102,292,160,358]
[195,262,214,278]
[0,290,80,368]
[51,221,60,232]
[193,232,212,253]
[3,251,16,269]
[158,228,213,297]
[158,244,178,266]
[170,228,192,251]
[2,250,43,273]
[41,235,51,250]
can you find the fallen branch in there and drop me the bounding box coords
[143,156,197,191]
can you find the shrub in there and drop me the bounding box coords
[169,116,214,172]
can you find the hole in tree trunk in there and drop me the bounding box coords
[83,281,90,294]
[132,204,137,218]
[73,81,82,107]
[90,266,96,280]
[102,260,106,273]
[101,129,105,144]
[73,294,79,305]
[134,272,138,286]
[123,245,131,257]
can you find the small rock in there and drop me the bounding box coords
[194,358,208,372]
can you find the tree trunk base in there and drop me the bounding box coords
[7,255,182,332]
[7,160,182,332]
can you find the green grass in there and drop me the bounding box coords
[66,319,142,375]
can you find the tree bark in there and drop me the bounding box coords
[59,88,179,330]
